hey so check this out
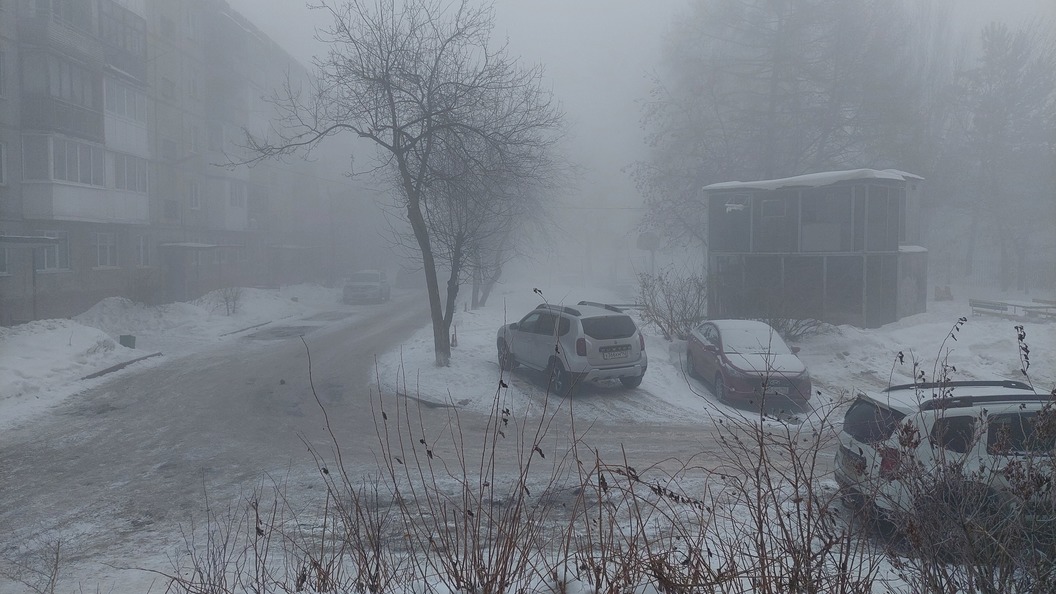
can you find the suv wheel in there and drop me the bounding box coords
[548,359,572,396]
[498,340,516,371]
[620,374,643,389]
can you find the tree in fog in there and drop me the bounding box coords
[952,22,1056,286]
[406,139,555,335]
[635,0,919,249]
[243,0,562,366]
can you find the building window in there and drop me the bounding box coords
[45,54,97,110]
[22,135,49,179]
[112,152,148,192]
[160,77,176,99]
[36,231,70,271]
[0,142,6,185]
[99,1,147,59]
[0,249,7,275]
[188,125,200,153]
[189,180,201,209]
[160,138,178,161]
[164,198,179,220]
[53,0,93,32]
[229,181,246,207]
[104,78,147,123]
[0,49,6,98]
[135,234,149,266]
[53,137,106,186]
[92,232,118,268]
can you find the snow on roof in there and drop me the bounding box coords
[158,242,218,249]
[703,169,924,192]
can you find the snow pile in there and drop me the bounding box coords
[0,283,343,431]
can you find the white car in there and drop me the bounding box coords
[496,301,647,394]
[343,270,390,303]
[835,379,1055,527]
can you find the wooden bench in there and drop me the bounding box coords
[1030,298,1056,320]
[969,298,1010,316]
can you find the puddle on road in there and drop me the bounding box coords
[301,311,354,322]
[244,326,319,340]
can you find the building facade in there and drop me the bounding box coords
[705,169,928,328]
[0,0,347,325]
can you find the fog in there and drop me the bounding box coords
[224,0,1055,291]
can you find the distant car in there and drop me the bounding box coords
[343,270,390,303]
[496,301,648,395]
[686,319,811,406]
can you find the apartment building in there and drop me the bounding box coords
[0,0,345,325]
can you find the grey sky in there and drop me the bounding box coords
[225,0,1053,213]
[224,0,680,210]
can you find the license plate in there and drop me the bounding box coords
[602,351,628,360]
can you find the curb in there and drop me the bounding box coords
[80,352,164,381]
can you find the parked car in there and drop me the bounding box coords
[835,380,1055,526]
[343,270,390,303]
[686,319,811,406]
[496,301,647,394]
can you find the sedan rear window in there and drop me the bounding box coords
[843,398,906,443]
[581,316,637,340]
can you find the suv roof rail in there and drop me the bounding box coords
[536,303,581,317]
[918,392,1054,411]
[577,300,624,313]
[884,379,1034,393]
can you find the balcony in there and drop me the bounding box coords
[22,182,149,225]
[22,96,104,143]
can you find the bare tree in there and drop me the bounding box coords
[241,0,563,366]
[635,0,923,251]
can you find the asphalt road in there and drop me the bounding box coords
[0,291,797,592]
[0,292,436,591]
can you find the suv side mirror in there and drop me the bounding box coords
[509,323,519,330]
[791,346,801,354]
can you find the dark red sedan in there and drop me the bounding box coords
[686,319,812,408]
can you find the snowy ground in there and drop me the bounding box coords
[2,281,1054,593]
[2,282,1054,434]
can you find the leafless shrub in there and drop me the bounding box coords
[755,316,825,343]
[849,324,1056,594]
[636,268,708,340]
[0,538,63,594]
[218,287,244,316]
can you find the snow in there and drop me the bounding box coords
[703,168,924,192]
[0,284,348,431]
[1,281,1054,593]
[2,282,1053,434]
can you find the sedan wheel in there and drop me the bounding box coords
[686,352,701,379]
[714,374,729,404]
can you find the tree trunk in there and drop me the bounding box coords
[442,237,464,354]
[477,245,504,308]
[404,185,450,367]
[471,253,481,309]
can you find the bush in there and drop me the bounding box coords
[636,268,708,341]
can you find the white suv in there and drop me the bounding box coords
[496,301,647,394]
[835,380,1055,527]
